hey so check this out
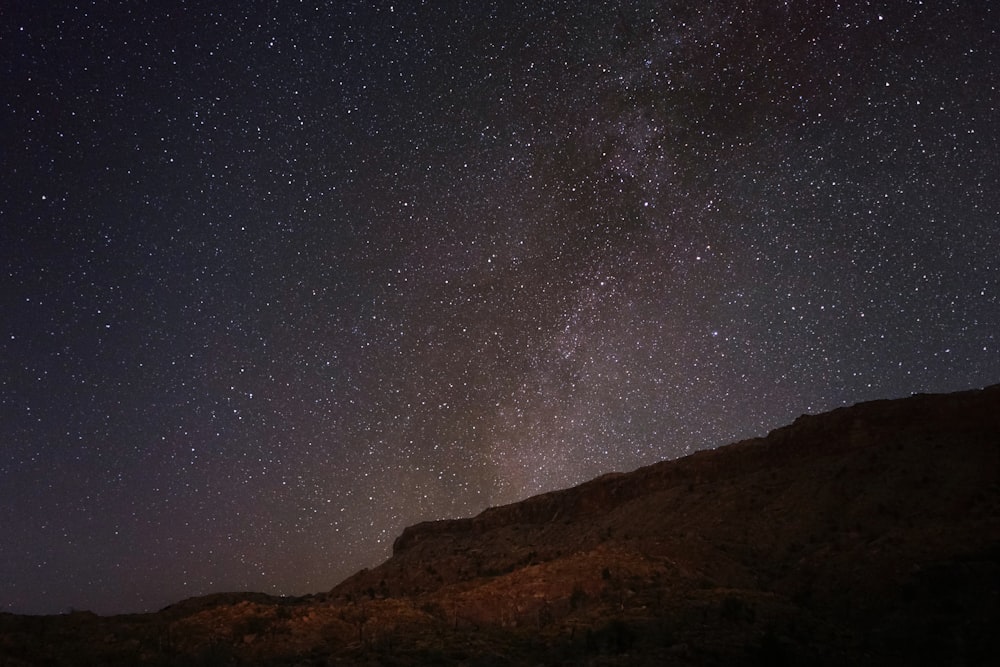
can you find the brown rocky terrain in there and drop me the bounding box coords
[2,384,999,666]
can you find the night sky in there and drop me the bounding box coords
[2,1,998,616]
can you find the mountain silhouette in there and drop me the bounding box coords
[2,384,998,665]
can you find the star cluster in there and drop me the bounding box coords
[2,1,997,615]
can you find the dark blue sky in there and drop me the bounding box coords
[2,0,998,615]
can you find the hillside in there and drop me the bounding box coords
[2,384,999,666]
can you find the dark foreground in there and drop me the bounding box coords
[3,384,999,666]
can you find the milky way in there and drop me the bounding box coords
[2,1,998,615]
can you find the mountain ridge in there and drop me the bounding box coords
[328,385,998,597]
[397,384,998,554]
[2,384,998,665]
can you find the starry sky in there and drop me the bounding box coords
[2,0,998,616]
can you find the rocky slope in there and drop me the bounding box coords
[2,384,999,666]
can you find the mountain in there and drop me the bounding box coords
[2,385,998,666]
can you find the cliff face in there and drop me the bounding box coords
[3,385,999,666]
[393,383,999,553]
[338,386,1000,601]
[324,383,1000,663]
